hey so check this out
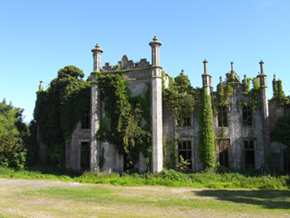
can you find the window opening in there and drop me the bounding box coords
[244,140,255,169]
[218,106,227,127]
[178,106,191,127]
[82,110,90,129]
[81,142,90,171]
[218,139,229,167]
[284,150,290,172]
[178,140,192,170]
[243,105,252,126]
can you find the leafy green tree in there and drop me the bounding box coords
[197,88,216,169]
[0,99,27,169]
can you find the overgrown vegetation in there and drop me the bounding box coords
[0,100,27,169]
[163,138,177,170]
[95,72,152,168]
[162,71,198,127]
[0,166,289,190]
[34,66,91,167]
[271,76,290,106]
[271,116,290,151]
[197,88,216,169]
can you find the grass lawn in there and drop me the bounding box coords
[0,178,290,218]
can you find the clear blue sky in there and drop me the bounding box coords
[1,0,289,123]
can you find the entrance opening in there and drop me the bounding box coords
[178,140,192,170]
[284,150,290,172]
[124,152,134,172]
[81,142,90,171]
[218,139,229,167]
[244,140,255,169]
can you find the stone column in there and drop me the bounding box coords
[202,59,212,95]
[92,44,103,72]
[231,62,234,72]
[149,36,163,173]
[259,60,270,162]
[244,74,248,93]
[90,44,103,171]
[39,80,43,90]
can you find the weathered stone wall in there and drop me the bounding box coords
[65,122,90,172]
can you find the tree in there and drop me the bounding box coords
[0,99,27,169]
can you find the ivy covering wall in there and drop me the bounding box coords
[271,77,290,106]
[34,66,91,166]
[197,88,216,169]
[95,72,152,168]
[162,72,199,127]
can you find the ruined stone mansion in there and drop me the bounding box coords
[40,36,290,173]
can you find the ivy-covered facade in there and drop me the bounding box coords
[36,37,290,173]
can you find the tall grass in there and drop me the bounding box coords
[0,165,289,190]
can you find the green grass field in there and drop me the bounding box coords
[0,165,290,217]
[0,178,289,217]
[0,165,289,190]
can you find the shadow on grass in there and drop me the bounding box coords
[194,189,290,210]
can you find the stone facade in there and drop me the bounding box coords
[54,37,290,173]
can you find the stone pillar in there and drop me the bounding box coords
[149,36,163,173]
[90,44,103,171]
[39,80,43,90]
[202,59,212,95]
[92,44,103,72]
[259,60,270,162]
[244,74,248,93]
[231,62,234,72]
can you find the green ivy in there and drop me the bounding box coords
[197,88,216,169]
[34,66,91,167]
[242,78,251,94]
[271,77,290,106]
[162,72,198,127]
[214,78,234,111]
[247,78,261,114]
[95,72,152,168]
[163,138,177,170]
[271,115,290,150]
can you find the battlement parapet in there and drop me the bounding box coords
[102,55,151,72]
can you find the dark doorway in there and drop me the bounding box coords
[178,140,192,170]
[218,139,229,167]
[81,142,90,171]
[124,152,134,172]
[244,140,255,169]
[284,150,290,172]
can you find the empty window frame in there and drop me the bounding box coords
[217,106,228,127]
[81,142,90,170]
[244,140,255,169]
[243,105,253,126]
[218,139,229,167]
[178,140,192,170]
[82,110,90,129]
[178,107,191,127]
[284,150,290,172]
